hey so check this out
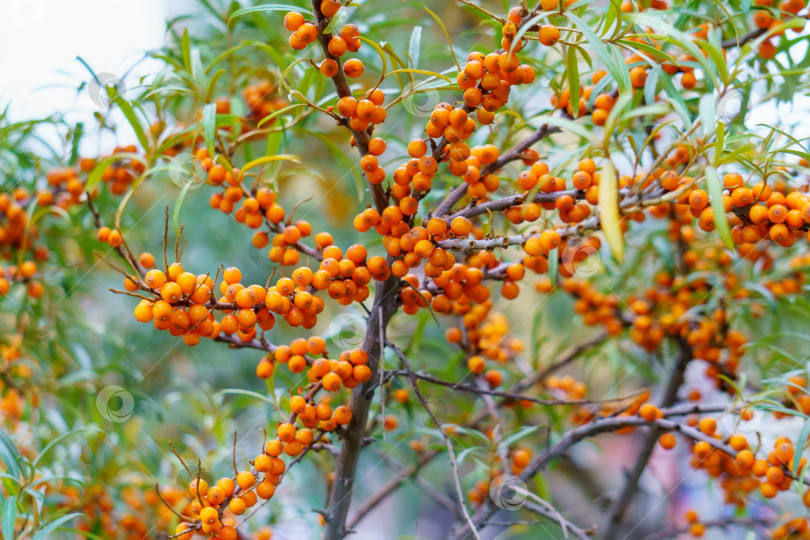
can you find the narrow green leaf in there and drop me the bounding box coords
[257,104,308,128]
[0,430,21,481]
[698,38,729,84]
[548,247,559,286]
[2,495,16,540]
[699,93,717,139]
[793,417,810,475]
[217,389,276,406]
[181,28,191,73]
[529,115,595,143]
[172,180,193,234]
[228,4,313,25]
[33,427,98,468]
[566,13,631,94]
[323,8,348,34]
[705,166,734,250]
[241,154,301,174]
[111,95,150,153]
[715,121,725,164]
[408,26,422,68]
[425,8,458,68]
[202,103,216,159]
[83,153,133,192]
[32,513,83,540]
[566,46,581,118]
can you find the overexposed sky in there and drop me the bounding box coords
[0,1,169,118]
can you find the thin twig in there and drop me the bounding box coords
[386,341,482,540]
[169,442,193,478]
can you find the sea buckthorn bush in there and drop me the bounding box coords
[3,0,810,539]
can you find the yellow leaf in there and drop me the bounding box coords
[598,164,624,263]
[240,154,301,175]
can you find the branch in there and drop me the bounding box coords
[385,369,644,407]
[720,27,767,49]
[431,122,560,218]
[386,341,482,540]
[519,498,593,540]
[322,274,400,539]
[346,333,624,528]
[602,339,691,540]
[517,331,609,391]
[213,333,278,353]
[436,215,600,252]
[638,517,771,540]
[346,448,442,529]
[444,189,583,224]
[374,450,460,517]
[450,410,772,539]
[311,0,387,213]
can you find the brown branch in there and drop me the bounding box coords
[346,448,441,529]
[443,189,583,224]
[346,332,620,528]
[385,369,644,407]
[517,331,610,391]
[451,408,804,539]
[520,499,593,540]
[311,0,387,213]
[213,333,278,353]
[602,339,691,539]
[720,27,767,49]
[322,272,400,539]
[431,122,560,218]
[436,215,601,252]
[86,195,146,276]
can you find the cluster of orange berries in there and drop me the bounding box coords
[668,171,810,247]
[753,0,807,60]
[265,340,373,392]
[0,260,44,298]
[334,88,386,136]
[682,509,707,537]
[452,312,523,388]
[0,187,67,299]
[283,7,366,80]
[242,80,287,124]
[559,278,627,336]
[545,375,588,401]
[275,389,353,443]
[552,72,616,122]
[771,515,810,540]
[776,375,810,417]
[407,257,498,316]
[92,146,145,195]
[648,408,810,511]
[466,446,534,504]
[761,254,808,296]
[87,482,275,540]
[640,149,810,252]
[456,50,535,126]
[516,159,597,220]
[171,471,279,539]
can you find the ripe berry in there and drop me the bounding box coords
[229,497,247,515]
[284,12,305,31]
